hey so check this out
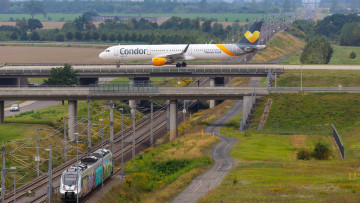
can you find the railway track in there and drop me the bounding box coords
[4,107,168,203]
[5,77,209,203]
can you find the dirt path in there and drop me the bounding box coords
[172,100,242,203]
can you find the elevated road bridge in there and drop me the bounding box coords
[0,85,268,141]
[0,86,269,100]
[0,64,284,78]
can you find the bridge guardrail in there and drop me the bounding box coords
[89,83,159,94]
[268,87,360,92]
[0,67,285,74]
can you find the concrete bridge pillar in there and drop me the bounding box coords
[242,96,253,126]
[129,78,135,109]
[209,77,215,108]
[68,100,78,141]
[169,100,178,140]
[0,101,4,124]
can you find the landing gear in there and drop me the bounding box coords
[175,62,187,67]
[116,61,120,68]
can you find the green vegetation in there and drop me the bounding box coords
[103,136,216,202]
[249,93,360,159]
[251,93,360,132]
[314,14,360,41]
[0,13,265,23]
[0,123,50,140]
[1,99,134,189]
[252,30,305,62]
[350,51,357,59]
[300,35,333,64]
[199,99,360,202]
[274,69,360,87]
[99,100,237,202]
[281,45,360,65]
[340,22,360,46]
[44,64,78,85]
[28,78,46,83]
[0,14,248,44]
[0,0,292,18]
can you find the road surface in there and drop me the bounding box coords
[5,101,61,117]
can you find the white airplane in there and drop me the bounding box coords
[99,21,265,67]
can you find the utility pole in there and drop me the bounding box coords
[36,128,40,177]
[150,100,153,147]
[301,64,303,91]
[47,145,52,203]
[119,108,124,179]
[10,167,16,203]
[87,100,91,155]
[75,133,79,203]
[1,140,5,203]
[183,101,186,123]
[64,117,67,162]
[99,119,104,196]
[131,107,136,158]
[109,101,114,155]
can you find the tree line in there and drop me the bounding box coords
[286,13,360,64]
[0,13,248,44]
[0,0,301,15]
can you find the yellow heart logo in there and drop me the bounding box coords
[244,31,260,43]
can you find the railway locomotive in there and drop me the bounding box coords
[60,149,113,200]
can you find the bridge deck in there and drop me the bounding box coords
[0,64,284,77]
[0,86,269,100]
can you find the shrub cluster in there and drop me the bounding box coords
[297,142,332,160]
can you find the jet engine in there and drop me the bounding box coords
[152,57,173,66]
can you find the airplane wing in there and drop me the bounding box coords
[156,44,190,61]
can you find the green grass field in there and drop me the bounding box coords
[5,101,87,125]
[275,69,360,87]
[0,13,264,22]
[281,45,360,65]
[198,107,360,202]
[0,124,51,140]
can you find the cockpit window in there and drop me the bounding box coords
[105,50,110,52]
[63,173,77,185]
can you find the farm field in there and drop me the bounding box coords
[281,45,360,65]
[0,45,105,64]
[0,13,265,22]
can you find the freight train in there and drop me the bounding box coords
[60,149,113,200]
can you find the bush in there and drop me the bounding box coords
[350,51,357,59]
[151,159,191,175]
[30,31,40,41]
[313,142,332,160]
[296,149,312,160]
[300,35,333,64]
[55,34,65,42]
[10,32,18,40]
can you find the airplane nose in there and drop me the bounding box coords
[99,52,105,59]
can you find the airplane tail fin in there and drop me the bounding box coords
[237,20,263,45]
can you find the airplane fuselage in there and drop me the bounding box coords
[99,43,263,63]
